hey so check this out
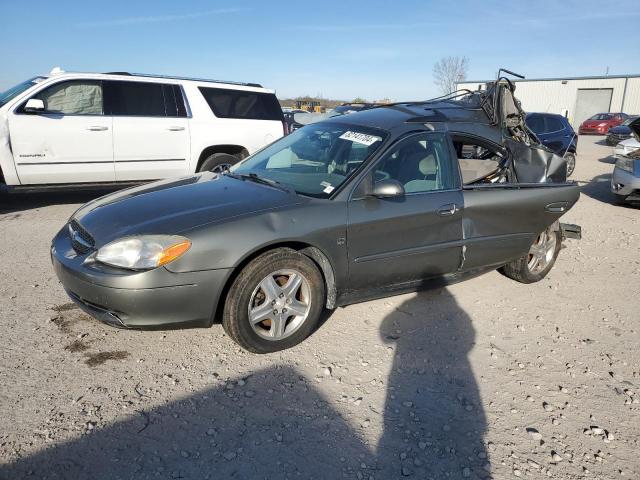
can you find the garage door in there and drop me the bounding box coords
[573,88,613,128]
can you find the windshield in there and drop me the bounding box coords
[589,113,614,120]
[622,118,636,126]
[0,77,46,108]
[231,123,387,198]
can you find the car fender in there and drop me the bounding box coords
[0,111,20,185]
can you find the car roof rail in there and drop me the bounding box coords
[102,71,262,88]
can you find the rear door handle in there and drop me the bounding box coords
[437,203,458,216]
[545,201,569,213]
[87,126,108,131]
[167,126,185,131]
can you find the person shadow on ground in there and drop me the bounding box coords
[376,289,489,478]
[1,289,488,479]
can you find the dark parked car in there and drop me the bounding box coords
[578,112,628,135]
[606,116,639,145]
[526,113,578,176]
[52,76,580,353]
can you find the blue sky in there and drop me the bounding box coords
[1,0,638,100]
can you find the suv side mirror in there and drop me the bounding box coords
[372,179,405,198]
[24,98,45,113]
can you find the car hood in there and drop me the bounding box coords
[72,173,303,246]
[618,137,640,149]
[582,119,613,127]
[608,125,631,134]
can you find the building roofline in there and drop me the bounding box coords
[457,74,640,84]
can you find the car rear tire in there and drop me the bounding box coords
[199,153,240,173]
[499,226,561,284]
[222,248,325,353]
[564,152,576,177]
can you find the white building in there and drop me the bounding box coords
[456,74,640,128]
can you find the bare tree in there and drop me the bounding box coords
[433,56,469,95]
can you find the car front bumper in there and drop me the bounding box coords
[607,134,630,145]
[579,127,607,135]
[51,227,231,329]
[611,166,640,199]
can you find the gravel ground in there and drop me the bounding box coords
[0,136,638,480]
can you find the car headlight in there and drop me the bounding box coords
[615,157,635,173]
[96,235,191,270]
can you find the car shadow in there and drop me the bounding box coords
[598,155,617,165]
[1,289,489,479]
[591,137,610,146]
[0,187,123,215]
[580,172,638,208]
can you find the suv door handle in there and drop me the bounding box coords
[87,126,108,131]
[437,203,458,216]
[167,126,185,131]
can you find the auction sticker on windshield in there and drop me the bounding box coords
[339,131,381,146]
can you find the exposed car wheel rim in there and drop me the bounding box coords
[564,153,576,176]
[210,163,232,173]
[527,228,557,274]
[248,269,311,341]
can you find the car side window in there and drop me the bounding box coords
[545,116,564,133]
[526,115,544,133]
[374,133,457,193]
[452,136,508,185]
[32,80,103,115]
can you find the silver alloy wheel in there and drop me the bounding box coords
[527,228,557,274]
[248,269,311,341]
[564,152,576,176]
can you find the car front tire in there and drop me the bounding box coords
[222,248,325,353]
[499,227,561,284]
[199,153,240,173]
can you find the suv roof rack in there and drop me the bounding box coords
[102,71,262,88]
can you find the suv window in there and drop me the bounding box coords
[374,133,457,193]
[544,116,564,133]
[31,80,103,115]
[105,81,166,117]
[198,87,283,121]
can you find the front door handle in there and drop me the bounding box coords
[437,203,458,216]
[87,126,108,131]
[167,126,185,131]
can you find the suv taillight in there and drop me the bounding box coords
[283,120,289,136]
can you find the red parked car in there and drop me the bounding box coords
[578,112,629,135]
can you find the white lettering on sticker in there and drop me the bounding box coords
[339,131,381,146]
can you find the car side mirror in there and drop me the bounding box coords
[372,179,405,198]
[24,98,45,113]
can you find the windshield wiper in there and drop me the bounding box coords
[225,172,291,193]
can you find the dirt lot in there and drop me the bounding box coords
[0,136,638,480]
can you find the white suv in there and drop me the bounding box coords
[0,69,286,187]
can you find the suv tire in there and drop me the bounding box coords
[222,248,325,354]
[199,153,240,173]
